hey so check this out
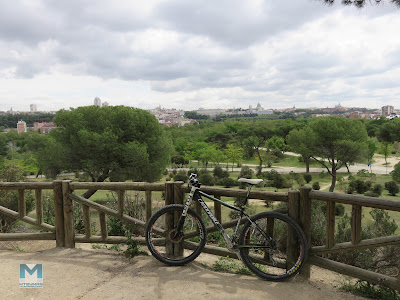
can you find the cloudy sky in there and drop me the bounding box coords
[0,0,399,112]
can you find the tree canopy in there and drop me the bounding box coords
[35,106,172,198]
[293,117,369,191]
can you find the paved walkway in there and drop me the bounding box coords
[0,244,365,300]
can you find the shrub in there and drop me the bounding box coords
[213,165,229,179]
[199,172,215,186]
[372,184,383,196]
[385,181,399,196]
[364,191,379,197]
[217,177,235,188]
[303,173,313,183]
[173,170,188,182]
[391,162,400,183]
[312,181,320,190]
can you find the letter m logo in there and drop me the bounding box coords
[20,264,43,279]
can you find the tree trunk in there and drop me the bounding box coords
[82,172,109,199]
[256,149,263,173]
[305,156,310,173]
[329,169,337,192]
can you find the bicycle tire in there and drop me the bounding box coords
[238,211,307,281]
[146,204,207,266]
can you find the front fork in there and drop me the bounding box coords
[172,186,197,239]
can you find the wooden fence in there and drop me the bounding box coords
[0,181,399,290]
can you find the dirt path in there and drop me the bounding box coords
[0,241,365,300]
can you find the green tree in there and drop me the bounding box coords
[0,164,35,232]
[265,136,287,158]
[378,141,392,168]
[225,144,243,171]
[366,138,378,173]
[391,162,400,183]
[239,124,275,172]
[287,126,316,173]
[292,117,369,192]
[36,106,172,198]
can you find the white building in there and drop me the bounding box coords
[30,104,37,112]
[94,97,101,107]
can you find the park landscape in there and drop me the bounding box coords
[0,106,400,299]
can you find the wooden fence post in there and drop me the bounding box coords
[62,180,75,248]
[351,205,362,245]
[18,189,26,218]
[299,186,312,278]
[53,180,65,247]
[165,182,174,255]
[145,190,152,222]
[35,189,43,225]
[174,182,184,257]
[326,201,336,248]
[288,190,300,269]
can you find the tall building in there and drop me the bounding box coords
[30,104,37,112]
[94,97,101,107]
[17,120,27,134]
[102,101,109,107]
[382,105,394,116]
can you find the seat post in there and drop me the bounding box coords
[245,184,253,204]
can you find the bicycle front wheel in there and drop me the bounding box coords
[239,212,307,281]
[145,204,206,266]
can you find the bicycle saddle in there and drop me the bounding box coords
[238,178,263,185]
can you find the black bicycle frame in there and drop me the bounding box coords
[175,186,272,249]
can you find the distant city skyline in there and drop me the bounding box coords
[1,1,399,112]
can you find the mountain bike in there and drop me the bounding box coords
[145,174,307,281]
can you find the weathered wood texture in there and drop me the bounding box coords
[0,232,55,241]
[69,182,165,191]
[62,180,75,248]
[309,256,400,291]
[310,190,400,212]
[299,187,312,278]
[53,180,65,247]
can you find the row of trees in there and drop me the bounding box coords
[2,106,400,194]
[168,117,400,192]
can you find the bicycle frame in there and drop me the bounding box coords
[176,185,271,252]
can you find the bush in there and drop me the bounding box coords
[217,177,236,188]
[391,162,400,183]
[364,191,379,197]
[372,184,383,196]
[199,172,215,186]
[312,181,320,190]
[303,173,313,183]
[385,181,399,196]
[213,165,229,179]
[173,170,188,182]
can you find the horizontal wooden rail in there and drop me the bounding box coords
[179,185,288,202]
[69,193,164,236]
[310,190,400,212]
[311,234,400,255]
[0,205,55,232]
[0,182,54,189]
[69,182,165,191]
[0,232,55,241]
[309,256,400,291]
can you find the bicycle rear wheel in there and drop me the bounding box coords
[145,204,206,266]
[239,211,307,281]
